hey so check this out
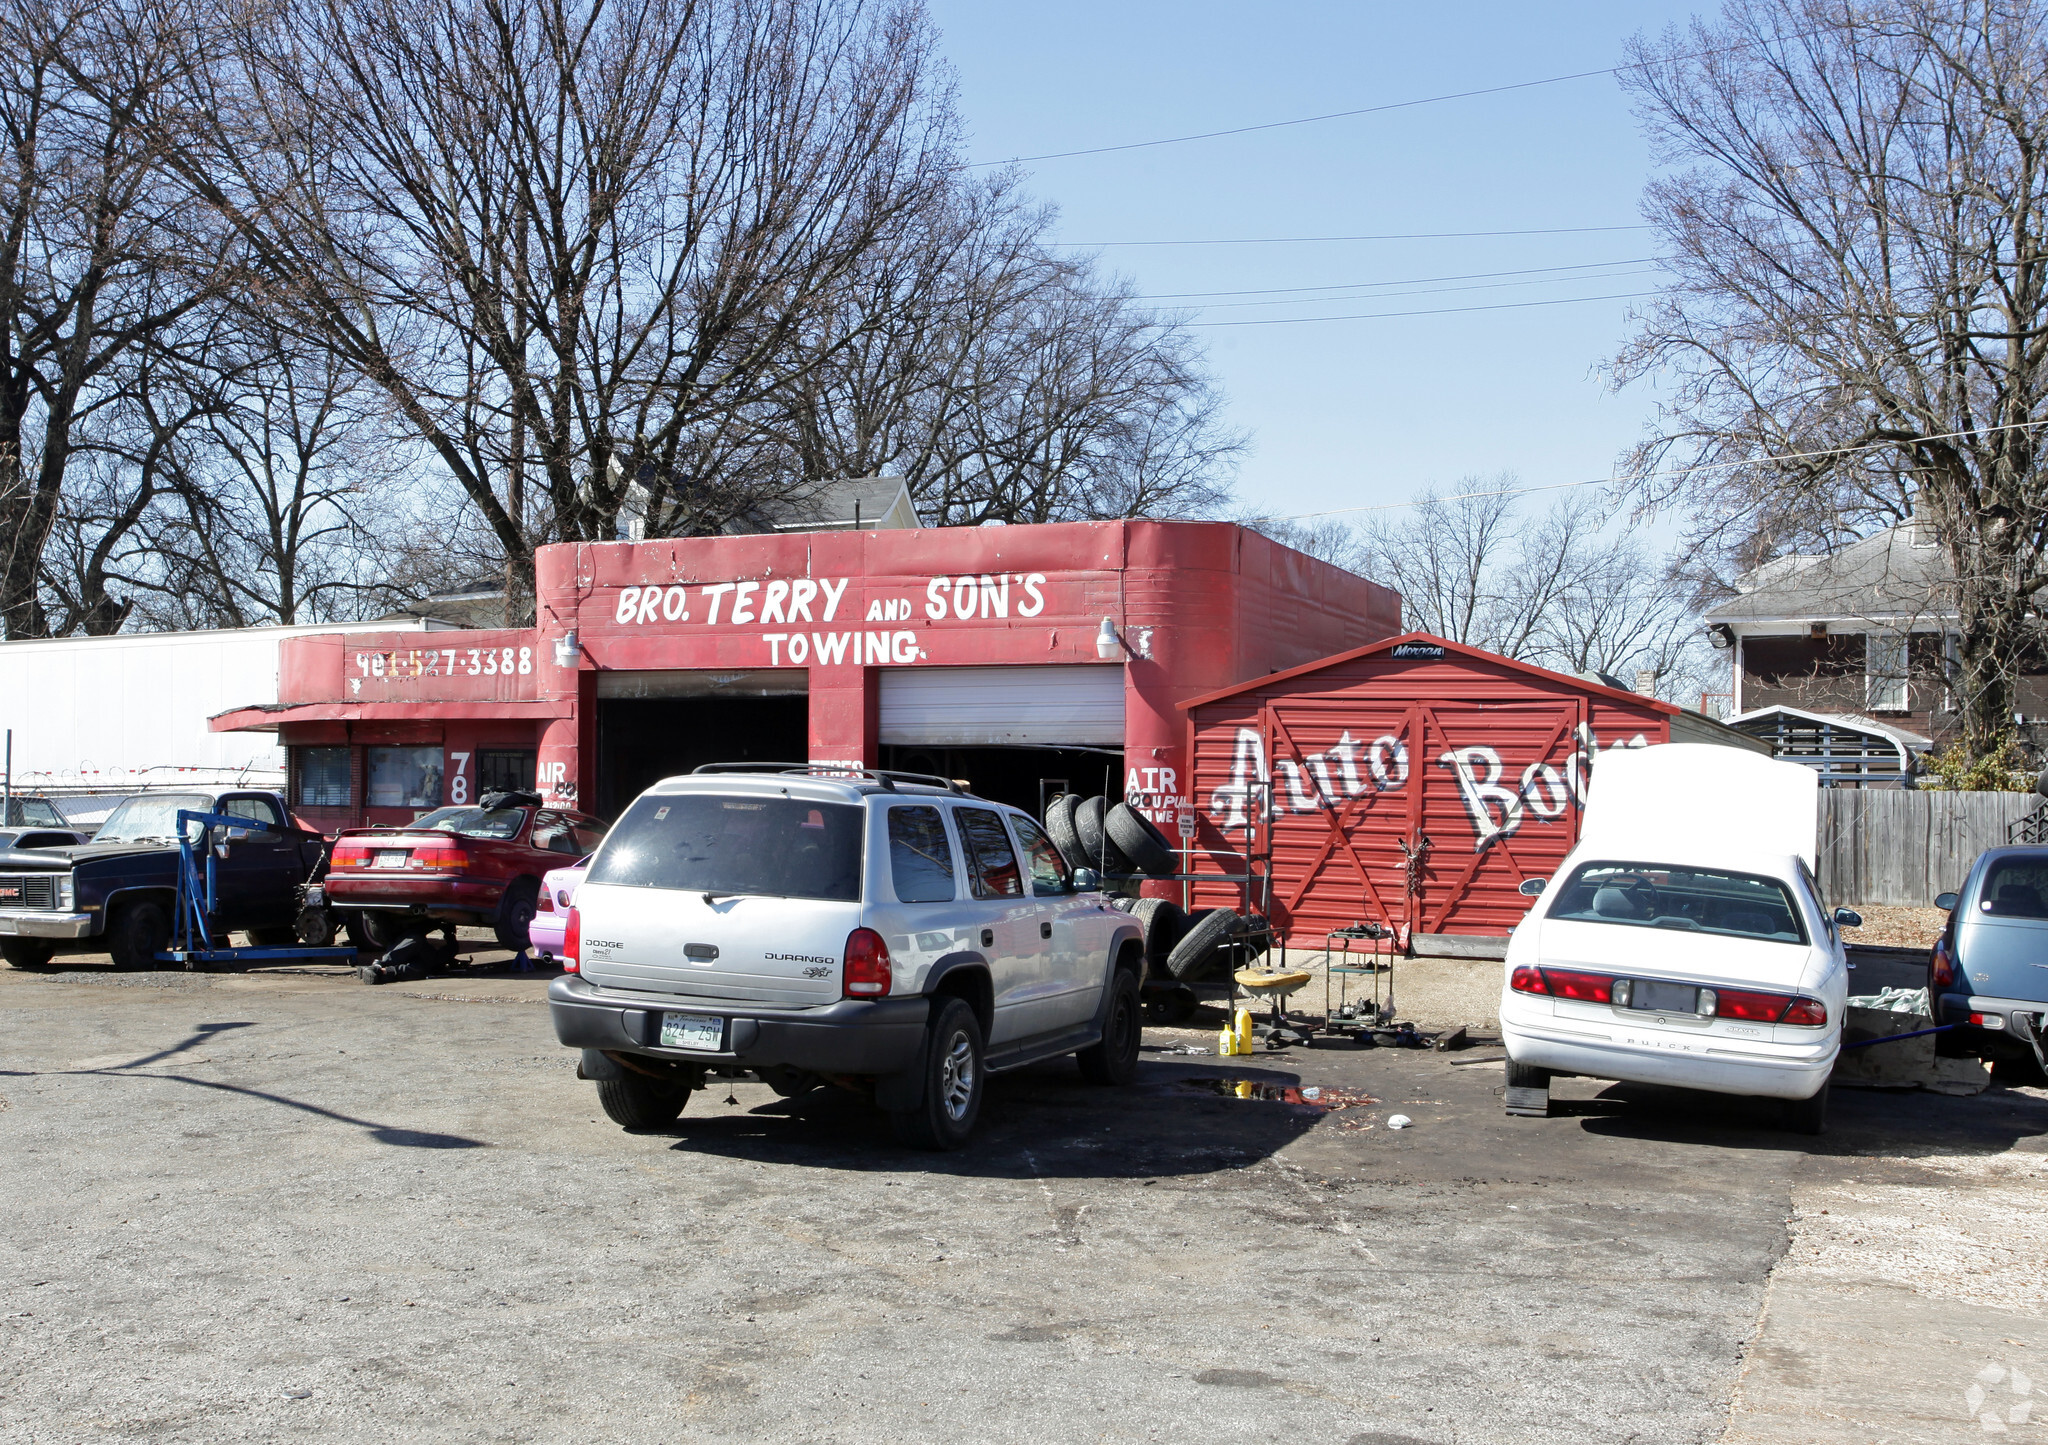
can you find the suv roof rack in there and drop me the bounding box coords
[688,762,973,797]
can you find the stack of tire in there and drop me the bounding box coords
[1043,794,1266,984]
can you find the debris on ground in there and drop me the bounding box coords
[1387,1114,1413,1129]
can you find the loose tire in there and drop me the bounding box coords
[1105,803,1177,877]
[891,997,985,1150]
[1077,967,1142,1086]
[1043,794,1085,867]
[106,899,172,970]
[0,938,56,970]
[1073,796,1133,876]
[354,911,416,951]
[494,876,542,951]
[1122,897,1186,978]
[596,1071,691,1130]
[1782,1084,1828,1136]
[1165,906,1239,980]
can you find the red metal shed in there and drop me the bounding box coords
[1179,633,1766,953]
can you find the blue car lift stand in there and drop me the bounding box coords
[156,808,360,970]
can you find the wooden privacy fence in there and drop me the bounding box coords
[1817,789,2041,905]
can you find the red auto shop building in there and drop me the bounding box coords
[211,520,1402,839]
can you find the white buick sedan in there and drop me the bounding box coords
[1498,746,1850,1134]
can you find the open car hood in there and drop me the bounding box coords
[1580,744,1818,870]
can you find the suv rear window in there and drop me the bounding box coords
[589,794,863,902]
[1546,861,1808,944]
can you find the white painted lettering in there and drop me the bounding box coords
[731,581,760,624]
[1018,573,1046,616]
[1368,735,1409,789]
[1521,762,1569,819]
[819,578,848,621]
[662,585,688,621]
[812,631,849,665]
[890,630,917,664]
[762,580,789,624]
[979,574,1008,618]
[864,598,884,622]
[763,633,786,665]
[1160,767,1178,794]
[925,577,949,620]
[861,631,886,665]
[787,633,809,664]
[635,588,661,625]
[951,576,976,619]
[1440,746,1522,851]
[789,578,818,622]
[701,582,736,623]
[1328,731,1365,794]
[615,587,641,624]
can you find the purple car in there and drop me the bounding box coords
[529,857,590,964]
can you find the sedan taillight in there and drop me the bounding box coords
[1509,965,1550,995]
[330,846,369,869]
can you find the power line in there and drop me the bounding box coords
[1240,419,2048,525]
[1179,266,1664,312]
[1054,224,1651,249]
[966,31,1817,169]
[1140,257,1659,300]
[1187,289,1660,327]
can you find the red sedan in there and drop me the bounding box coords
[326,792,608,951]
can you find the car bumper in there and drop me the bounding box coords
[0,910,94,939]
[528,917,566,957]
[549,974,929,1074]
[1935,991,2047,1048]
[327,876,504,914]
[1500,992,1837,1101]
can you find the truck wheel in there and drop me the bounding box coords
[891,997,985,1150]
[1782,1084,1828,1136]
[494,877,541,951]
[0,939,56,970]
[596,1072,690,1130]
[1077,968,1142,1085]
[107,900,172,970]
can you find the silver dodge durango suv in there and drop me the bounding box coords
[548,765,1146,1148]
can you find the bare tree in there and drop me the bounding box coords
[1613,0,2048,762]
[0,0,217,637]
[121,0,957,621]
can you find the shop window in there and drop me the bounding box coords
[295,747,350,808]
[367,746,444,809]
[478,750,536,795]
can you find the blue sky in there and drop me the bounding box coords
[926,0,1708,527]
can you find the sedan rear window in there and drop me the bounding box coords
[411,805,528,840]
[1978,860,2048,918]
[589,794,863,902]
[1546,861,1808,944]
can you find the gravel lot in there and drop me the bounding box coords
[2,956,2042,1444]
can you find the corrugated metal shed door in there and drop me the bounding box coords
[879,665,1125,747]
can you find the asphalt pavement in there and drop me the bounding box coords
[1,957,2042,1444]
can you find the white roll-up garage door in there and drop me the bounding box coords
[879,665,1125,748]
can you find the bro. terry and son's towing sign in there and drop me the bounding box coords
[606,571,1053,667]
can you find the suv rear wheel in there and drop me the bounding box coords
[1077,967,1142,1085]
[892,997,985,1150]
[596,1071,691,1130]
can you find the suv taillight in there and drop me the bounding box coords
[843,928,891,997]
[562,906,580,974]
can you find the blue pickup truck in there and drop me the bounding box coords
[0,788,325,970]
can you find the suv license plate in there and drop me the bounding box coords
[660,1013,725,1051]
[1628,980,1702,1014]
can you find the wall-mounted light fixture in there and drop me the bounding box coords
[553,630,581,669]
[1706,622,1735,651]
[1095,617,1121,660]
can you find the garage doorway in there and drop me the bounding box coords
[880,745,1122,818]
[594,670,808,818]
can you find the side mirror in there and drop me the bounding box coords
[1071,867,1101,893]
[1935,891,1959,912]
[1517,877,1547,897]
[1833,907,1863,928]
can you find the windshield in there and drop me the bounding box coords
[94,794,214,844]
[1546,861,1809,945]
[5,798,61,827]
[588,794,863,902]
[408,806,529,840]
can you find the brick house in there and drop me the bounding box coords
[1705,519,2047,773]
